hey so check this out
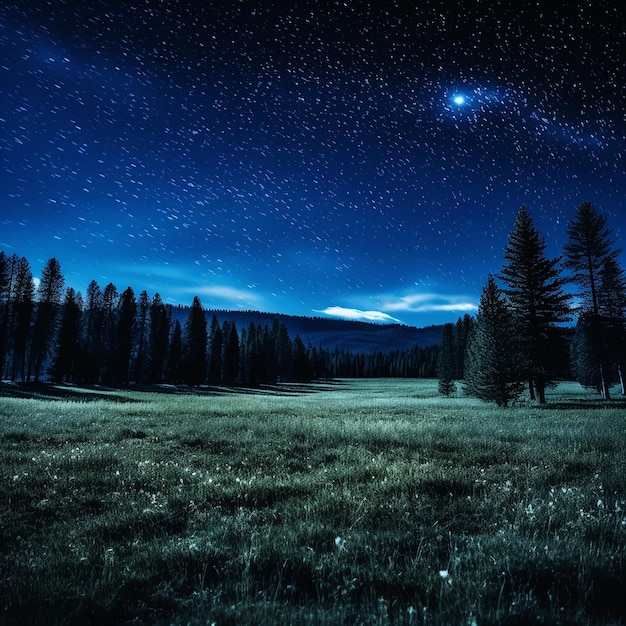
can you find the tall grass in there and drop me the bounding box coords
[0,379,624,624]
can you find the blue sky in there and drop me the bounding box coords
[1,2,624,326]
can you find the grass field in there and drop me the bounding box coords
[1,379,625,625]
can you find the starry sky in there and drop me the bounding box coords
[1,1,624,327]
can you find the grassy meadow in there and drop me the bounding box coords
[1,379,625,625]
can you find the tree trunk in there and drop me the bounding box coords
[600,363,611,400]
[537,381,546,404]
[618,363,625,395]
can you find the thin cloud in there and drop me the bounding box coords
[317,306,402,324]
[381,293,477,314]
[194,285,263,309]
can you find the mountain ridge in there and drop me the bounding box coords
[172,306,443,354]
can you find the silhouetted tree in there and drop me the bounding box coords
[437,323,456,396]
[182,296,207,386]
[82,280,105,383]
[0,251,9,374]
[207,315,223,385]
[29,257,64,382]
[148,293,170,383]
[292,335,313,382]
[571,313,609,393]
[166,319,183,383]
[464,275,526,407]
[563,202,625,398]
[454,314,474,380]
[243,323,263,386]
[52,287,83,382]
[133,290,150,382]
[7,255,34,381]
[100,283,119,383]
[222,320,240,385]
[275,320,292,380]
[112,287,136,384]
[499,206,571,402]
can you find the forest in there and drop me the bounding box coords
[439,202,626,405]
[0,202,623,399]
[0,251,439,387]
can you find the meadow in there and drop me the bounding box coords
[1,379,625,625]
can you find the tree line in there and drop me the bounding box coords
[0,253,438,387]
[438,202,626,405]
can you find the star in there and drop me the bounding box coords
[452,95,466,106]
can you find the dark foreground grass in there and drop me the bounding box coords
[0,379,625,625]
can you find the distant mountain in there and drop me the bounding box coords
[172,306,443,353]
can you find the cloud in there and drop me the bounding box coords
[381,293,477,314]
[194,285,263,309]
[317,306,402,324]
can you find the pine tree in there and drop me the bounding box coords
[292,335,313,383]
[7,255,34,381]
[0,252,9,375]
[499,206,571,402]
[275,320,292,380]
[148,293,170,383]
[52,287,83,382]
[165,319,183,383]
[182,296,207,386]
[100,283,119,384]
[244,323,264,386]
[222,320,240,385]
[464,275,526,407]
[113,287,137,384]
[437,323,456,396]
[571,313,609,393]
[563,202,625,399]
[597,256,626,393]
[133,290,150,382]
[82,280,105,383]
[29,257,64,382]
[207,315,223,385]
[453,314,474,380]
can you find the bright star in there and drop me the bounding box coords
[453,95,465,105]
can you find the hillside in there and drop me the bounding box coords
[172,307,443,353]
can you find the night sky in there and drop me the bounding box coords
[1,2,624,327]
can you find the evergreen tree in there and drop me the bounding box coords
[563,202,625,399]
[7,255,34,381]
[275,320,292,380]
[571,313,610,393]
[464,275,526,407]
[597,256,626,393]
[0,252,9,375]
[29,257,64,382]
[244,323,264,386]
[499,206,571,402]
[222,320,240,385]
[238,327,248,385]
[52,287,83,382]
[165,319,183,383]
[112,287,136,384]
[148,293,170,383]
[100,283,119,383]
[292,335,313,383]
[207,315,223,385]
[182,296,207,385]
[453,314,474,379]
[83,280,105,383]
[437,323,456,396]
[133,290,150,382]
